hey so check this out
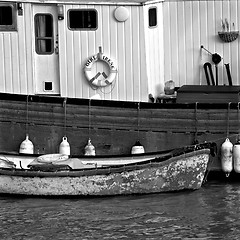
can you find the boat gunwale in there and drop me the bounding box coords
[0,149,210,178]
[0,141,214,159]
[0,92,239,110]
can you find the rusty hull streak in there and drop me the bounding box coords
[0,151,209,196]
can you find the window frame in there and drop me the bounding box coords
[34,13,54,55]
[68,9,98,31]
[148,7,157,28]
[0,2,17,31]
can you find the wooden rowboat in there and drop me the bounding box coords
[0,142,215,196]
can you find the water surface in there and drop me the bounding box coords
[0,181,240,239]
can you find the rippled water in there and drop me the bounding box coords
[1,181,240,239]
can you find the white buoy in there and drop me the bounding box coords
[233,139,240,173]
[131,140,145,154]
[84,139,96,156]
[221,138,233,177]
[19,134,34,154]
[59,136,70,155]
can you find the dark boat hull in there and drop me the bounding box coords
[0,92,236,174]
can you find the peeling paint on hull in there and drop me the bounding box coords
[0,150,210,196]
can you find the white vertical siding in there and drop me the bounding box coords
[0,3,33,94]
[163,0,240,88]
[24,4,34,93]
[0,2,161,101]
[0,35,4,89]
[144,3,165,97]
[4,1,240,101]
[59,4,148,101]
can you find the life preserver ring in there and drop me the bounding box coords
[84,53,117,87]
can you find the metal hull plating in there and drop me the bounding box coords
[0,149,210,196]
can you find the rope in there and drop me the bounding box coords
[100,78,117,94]
[194,102,198,143]
[238,102,240,140]
[26,95,29,135]
[205,133,240,144]
[88,99,91,139]
[227,102,231,138]
[137,102,140,140]
[63,98,67,137]
[203,155,215,184]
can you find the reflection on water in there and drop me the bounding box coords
[1,182,240,239]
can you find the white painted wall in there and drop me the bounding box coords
[163,0,240,88]
[144,3,164,97]
[2,0,239,101]
[0,4,34,94]
[0,1,164,101]
[58,4,149,101]
[0,2,153,101]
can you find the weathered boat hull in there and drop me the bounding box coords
[0,149,210,196]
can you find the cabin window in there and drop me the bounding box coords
[35,14,54,54]
[68,9,97,30]
[148,7,157,27]
[0,3,17,31]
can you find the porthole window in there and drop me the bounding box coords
[148,7,157,28]
[68,9,97,30]
[0,3,17,31]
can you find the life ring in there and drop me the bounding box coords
[84,53,117,87]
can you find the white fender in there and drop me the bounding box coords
[59,136,70,156]
[84,139,96,156]
[221,138,233,177]
[233,140,240,173]
[131,141,145,154]
[19,134,34,154]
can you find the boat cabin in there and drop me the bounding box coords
[0,0,164,101]
[2,0,240,102]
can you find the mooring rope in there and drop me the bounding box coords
[88,99,91,139]
[26,95,29,135]
[194,102,199,143]
[137,102,140,140]
[238,102,240,140]
[63,98,67,137]
[227,102,231,139]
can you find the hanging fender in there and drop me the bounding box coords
[221,138,233,177]
[233,140,240,173]
[84,53,117,87]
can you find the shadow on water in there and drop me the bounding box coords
[1,182,240,239]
